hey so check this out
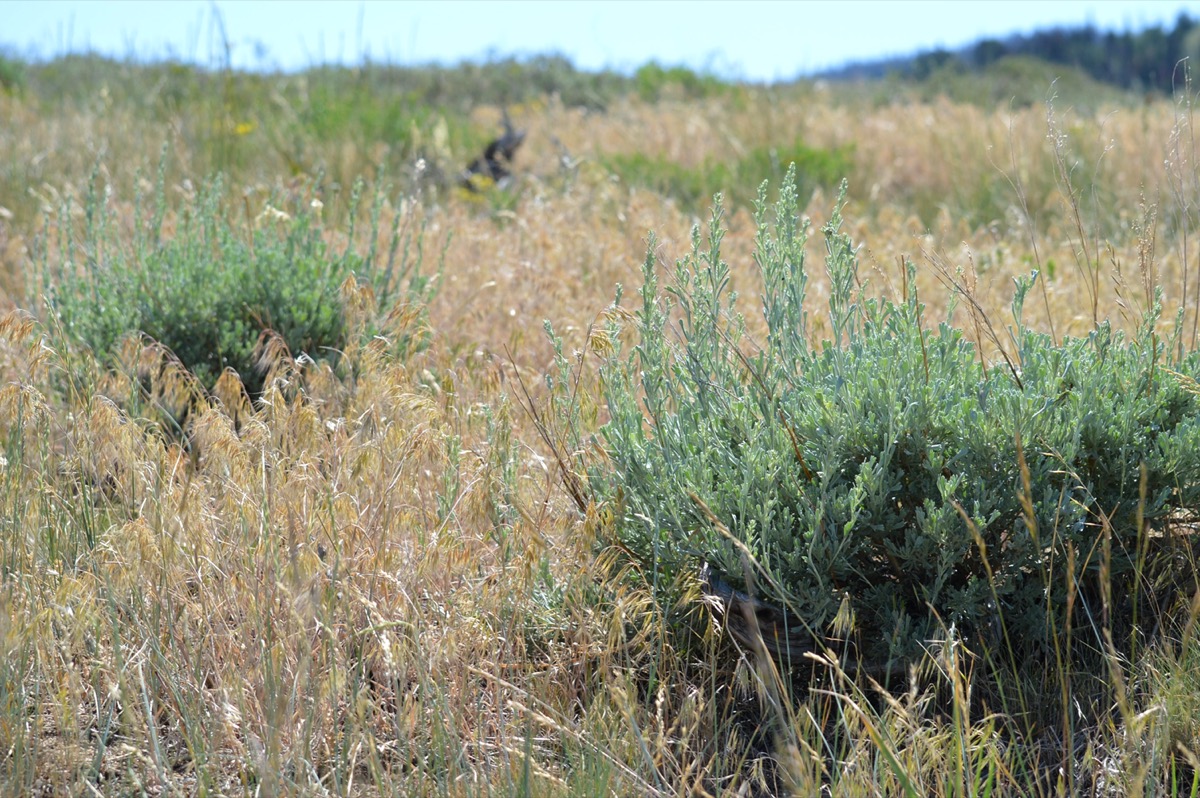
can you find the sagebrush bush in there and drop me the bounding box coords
[44,167,435,400]
[584,167,1200,666]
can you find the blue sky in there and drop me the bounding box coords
[3,1,1199,81]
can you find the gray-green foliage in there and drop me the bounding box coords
[44,164,436,399]
[591,166,1200,664]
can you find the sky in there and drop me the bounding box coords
[3,0,1200,82]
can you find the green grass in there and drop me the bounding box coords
[604,140,852,213]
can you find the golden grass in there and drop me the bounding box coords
[1,70,1200,795]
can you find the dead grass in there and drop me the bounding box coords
[1,63,1200,796]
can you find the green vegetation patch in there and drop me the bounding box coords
[604,141,851,213]
[0,53,24,93]
[908,54,1132,110]
[44,168,435,400]
[578,168,1200,669]
[633,62,726,103]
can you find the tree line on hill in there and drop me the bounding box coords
[827,13,1200,94]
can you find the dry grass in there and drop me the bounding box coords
[1,62,1200,796]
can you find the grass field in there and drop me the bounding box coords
[2,53,1200,796]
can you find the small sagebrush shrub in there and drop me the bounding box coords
[43,169,435,399]
[581,167,1200,667]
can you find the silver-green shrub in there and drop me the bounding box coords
[591,166,1200,665]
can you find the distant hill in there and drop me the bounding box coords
[895,55,1136,110]
[820,12,1200,95]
